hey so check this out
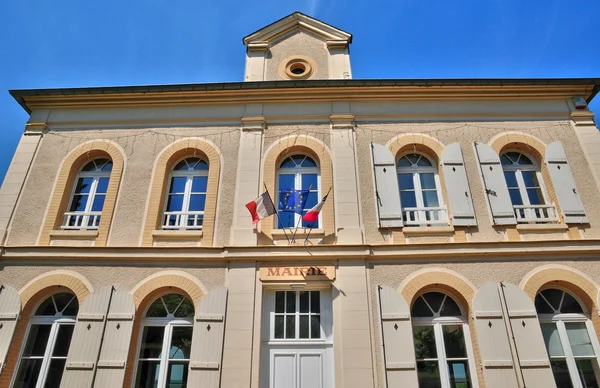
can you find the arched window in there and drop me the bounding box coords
[134,294,195,388]
[411,291,476,388]
[276,154,320,228]
[536,288,600,387]
[63,158,112,230]
[501,151,556,223]
[13,293,79,388]
[162,157,209,230]
[396,153,447,226]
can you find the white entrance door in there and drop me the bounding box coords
[261,289,334,388]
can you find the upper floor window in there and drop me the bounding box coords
[13,293,79,388]
[397,153,447,226]
[134,293,195,388]
[501,151,557,223]
[411,291,475,388]
[162,157,208,230]
[536,288,600,388]
[63,158,112,230]
[277,155,320,228]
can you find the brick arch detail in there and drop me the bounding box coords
[262,135,334,237]
[19,270,93,308]
[520,264,600,344]
[488,131,547,160]
[386,133,446,163]
[39,140,126,246]
[130,270,207,308]
[520,264,599,307]
[141,137,222,247]
[398,267,477,308]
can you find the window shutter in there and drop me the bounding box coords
[60,286,112,388]
[377,285,418,388]
[93,287,135,387]
[0,285,20,373]
[371,143,403,227]
[473,142,517,225]
[545,141,588,223]
[501,282,556,388]
[441,143,477,226]
[188,287,228,387]
[472,282,519,387]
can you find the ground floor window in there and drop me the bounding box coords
[12,293,78,388]
[412,291,475,388]
[134,294,195,388]
[537,288,600,388]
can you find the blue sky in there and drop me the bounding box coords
[1,0,599,185]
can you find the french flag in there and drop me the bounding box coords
[246,192,276,224]
[302,193,329,224]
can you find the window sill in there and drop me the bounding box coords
[402,226,454,235]
[50,230,99,238]
[271,229,325,238]
[516,223,568,232]
[152,230,203,238]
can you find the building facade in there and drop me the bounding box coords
[1,12,600,388]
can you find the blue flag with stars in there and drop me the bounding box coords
[279,189,309,214]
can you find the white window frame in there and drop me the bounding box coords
[11,295,77,388]
[62,159,111,230]
[275,154,321,229]
[411,292,479,388]
[162,157,209,230]
[537,289,600,388]
[501,150,557,223]
[396,152,447,226]
[132,294,194,388]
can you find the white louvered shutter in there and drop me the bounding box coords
[371,143,403,227]
[441,143,477,226]
[0,285,21,373]
[60,286,112,388]
[501,282,556,388]
[473,142,517,225]
[545,141,588,223]
[93,287,135,387]
[378,285,418,388]
[188,287,228,387]
[472,282,519,388]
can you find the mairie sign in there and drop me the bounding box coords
[259,265,335,281]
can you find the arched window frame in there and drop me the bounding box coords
[411,290,478,388]
[11,292,79,388]
[396,152,447,226]
[500,150,557,223]
[62,158,113,230]
[275,153,321,229]
[536,287,600,388]
[161,157,209,230]
[133,293,195,388]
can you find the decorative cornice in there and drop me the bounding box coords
[571,110,596,126]
[330,114,355,130]
[241,115,266,130]
[20,84,594,112]
[247,42,269,52]
[24,122,47,135]
[326,40,349,50]
[4,239,600,262]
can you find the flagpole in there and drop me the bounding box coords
[291,183,312,243]
[264,182,290,243]
[304,186,332,245]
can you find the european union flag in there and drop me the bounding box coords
[279,189,309,214]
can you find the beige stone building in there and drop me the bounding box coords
[1,12,600,388]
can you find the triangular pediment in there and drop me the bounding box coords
[243,12,352,47]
